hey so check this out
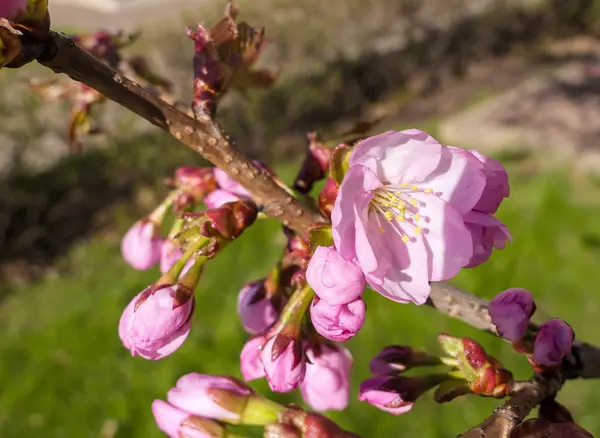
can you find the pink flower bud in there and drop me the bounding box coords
[464,211,511,268]
[119,284,194,360]
[237,280,278,334]
[167,373,252,423]
[469,150,509,214]
[204,189,242,209]
[152,400,225,438]
[306,246,365,305]
[260,336,306,393]
[160,239,193,275]
[533,318,574,366]
[358,376,415,415]
[240,336,266,381]
[121,220,162,270]
[300,345,352,412]
[214,167,251,198]
[369,346,441,375]
[310,296,365,342]
[0,0,26,20]
[488,288,535,343]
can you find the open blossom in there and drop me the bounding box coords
[533,319,574,366]
[240,336,266,381]
[488,288,535,343]
[167,373,251,423]
[121,220,162,270]
[152,400,225,438]
[0,0,26,20]
[306,246,366,305]
[464,212,511,268]
[310,296,366,342]
[333,129,490,304]
[237,280,278,334]
[260,336,306,393]
[300,345,352,412]
[119,285,194,360]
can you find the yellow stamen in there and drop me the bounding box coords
[401,235,410,243]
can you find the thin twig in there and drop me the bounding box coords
[34,32,600,385]
[459,373,564,438]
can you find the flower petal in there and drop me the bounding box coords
[332,165,381,261]
[350,130,443,184]
[411,193,473,281]
[421,146,486,214]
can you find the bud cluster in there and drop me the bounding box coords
[488,288,575,369]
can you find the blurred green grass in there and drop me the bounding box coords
[1,160,600,437]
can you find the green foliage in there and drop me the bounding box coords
[1,163,600,437]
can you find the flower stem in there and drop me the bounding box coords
[240,395,285,426]
[157,236,210,285]
[148,189,180,225]
[278,285,315,327]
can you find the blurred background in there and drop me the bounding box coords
[2,0,600,436]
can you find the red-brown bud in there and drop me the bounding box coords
[318,178,339,219]
[294,132,332,194]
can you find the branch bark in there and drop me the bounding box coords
[34,31,600,384]
[459,373,564,438]
[37,31,324,235]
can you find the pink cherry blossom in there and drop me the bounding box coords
[121,220,162,270]
[358,376,415,415]
[306,246,366,305]
[332,129,486,304]
[300,344,352,411]
[214,167,252,197]
[464,211,511,268]
[0,0,26,20]
[204,189,242,209]
[259,337,306,393]
[533,319,574,366]
[310,296,366,342]
[240,336,266,381]
[469,150,510,214]
[237,280,278,334]
[489,288,535,343]
[152,400,216,438]
[167,373,251,422]
[119,285,194,360]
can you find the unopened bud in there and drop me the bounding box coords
[294,132,331,194]
[489,288,535,343]
[438,334,513,397]
[167,374,252,424]
[359,374,447,415]
[260,334,306,393]
[318,178,339,219]
[152,400,227,438]
[237,279,280,334]
[119,283,195,360]
[532,319,574,367]
[369,345,442,376]
[205,200,258,241]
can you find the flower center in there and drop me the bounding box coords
[369,184,432,242]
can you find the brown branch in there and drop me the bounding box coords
[37,31,323,235]
[459,373,564,438]
[33,32,600,385]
